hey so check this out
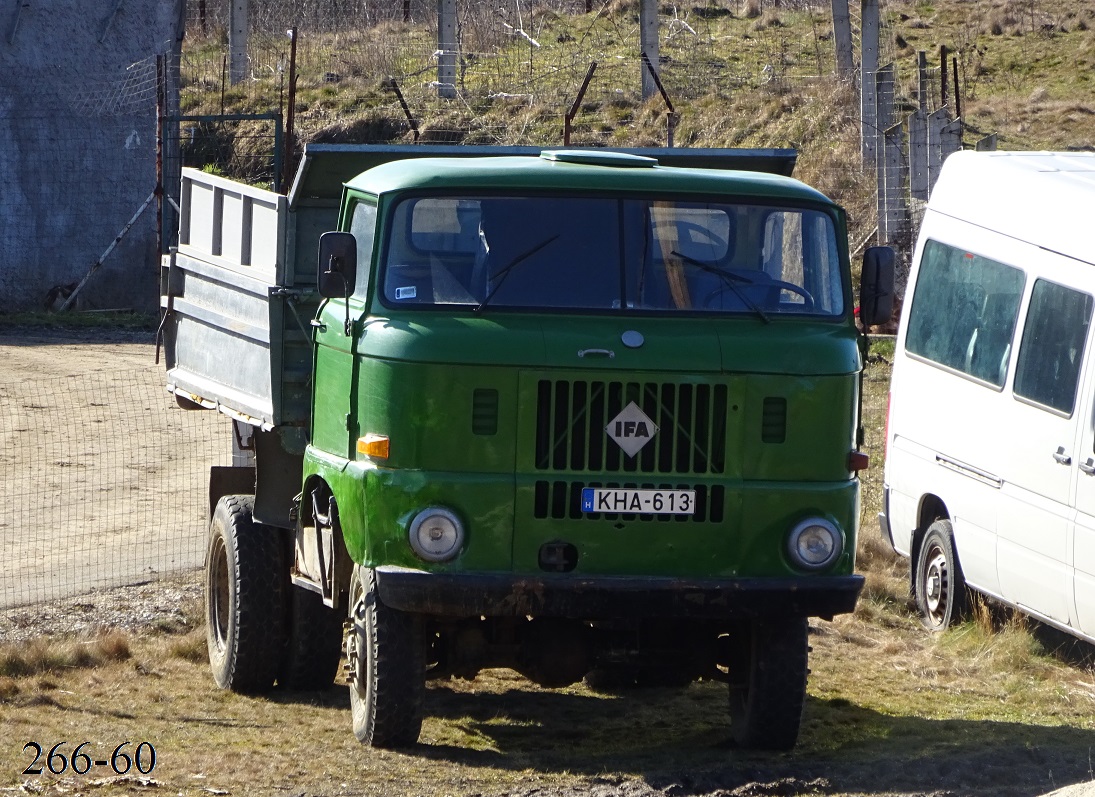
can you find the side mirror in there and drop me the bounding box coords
[317,231,358,299]
[860,246,895,327]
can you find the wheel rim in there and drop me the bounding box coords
[208,535,231,650]
[922,542,951,628]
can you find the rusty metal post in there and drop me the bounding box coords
[641,51,677,147]
[387,78,420,142]
[564,62,597,146]
[940,45,949,109]
[282,27,298,193]
[952,56,961,118]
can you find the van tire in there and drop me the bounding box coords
[915,519,969,632]
[205,495,286,693]
[727,617,808,750]
[346,565,425,747]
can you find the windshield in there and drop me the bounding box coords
[379,195,845,317]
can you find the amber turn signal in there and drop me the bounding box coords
[357,433,390,459]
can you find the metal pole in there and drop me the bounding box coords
[387,78,420,142]
[952,56,961,118]
[940,45,949,110]
[564,62,597,146]
[437,0,458,99]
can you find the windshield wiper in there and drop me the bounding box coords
[670,250,770,324]
[473,235,560,313]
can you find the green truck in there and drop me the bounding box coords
[161,144,893,751]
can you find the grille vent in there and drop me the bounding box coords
[472,389,499,435]
[535,379,727,474]
[761,397,787,443]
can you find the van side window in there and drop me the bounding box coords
[905,240,1025,387]
[1013,280,1093,415]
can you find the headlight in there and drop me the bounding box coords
[786,517,843,571]
[408,507,464,562]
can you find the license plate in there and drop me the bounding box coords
[580,488,696,515]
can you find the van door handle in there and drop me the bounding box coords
[578,348,615,359]
[1081,458,1095,475]
[1053,446,1072,466]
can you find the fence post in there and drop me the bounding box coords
[229,0,248,85]
[879,123,906,247]
[860,0,880,168]
[975,133,998,151]
[640,0,658,101]
[926,107,962,195]
[831,0,854,77]
[437,0,458,99]
[908,109,928,200]
[564,62,597,146]
[876,63,895,132]
[917,50,929,110]
[940,45,949,109]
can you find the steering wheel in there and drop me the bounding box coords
[704,279,816,310]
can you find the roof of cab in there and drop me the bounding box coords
[342,152,835,207]
[928,150,1095,265]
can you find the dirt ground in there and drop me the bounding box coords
[0,326,227,609]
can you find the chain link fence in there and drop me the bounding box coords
[0,355,230,611]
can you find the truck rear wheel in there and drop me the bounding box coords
[205,495,286,693]
[727,617,808,750]
[345,565,425,747]
[278,583,344,691]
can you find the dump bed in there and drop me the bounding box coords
[161,144,797,431]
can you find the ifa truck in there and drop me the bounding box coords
[161,143,893,750]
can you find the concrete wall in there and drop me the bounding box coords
[0,0,182,312]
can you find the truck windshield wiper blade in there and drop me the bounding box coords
[670,249,770,324]
[473,235,560,313]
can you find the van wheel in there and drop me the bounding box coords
[205,495,286,693]
[727,617,808,751]
[345,565,425,747]
[915,519,969,632]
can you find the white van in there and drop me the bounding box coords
[882,150,1095,638]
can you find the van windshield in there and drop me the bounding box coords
[379,195,845,317]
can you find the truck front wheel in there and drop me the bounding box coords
[727,616,809,750]
[205,495,286,693]
[345,565,425,747]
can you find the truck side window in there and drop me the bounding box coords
[349,201,378,299]
[905,240,1024,387]
[1013,279,1093,415]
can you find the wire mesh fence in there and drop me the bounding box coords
[0,361,230,611]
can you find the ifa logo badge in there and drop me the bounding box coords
[606,401,659,457]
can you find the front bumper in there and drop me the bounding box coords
[375,566,864,620]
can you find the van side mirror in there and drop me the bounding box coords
[860,246,895,327]
[317,231,358,299]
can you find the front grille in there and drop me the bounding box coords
[533,480,726,523]
[534,379,728,474]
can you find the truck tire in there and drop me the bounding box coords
[278,583,344,691]
[205,495,286,693]
[345,565,425,747]
[915,519,969,632]
[727,617,809,751]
